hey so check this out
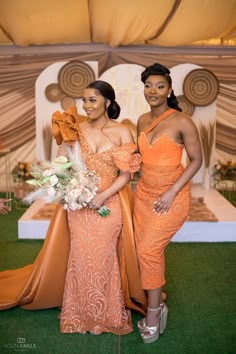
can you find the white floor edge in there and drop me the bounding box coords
[18,185,236,242]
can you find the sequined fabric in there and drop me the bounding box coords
[134,110,190,290]
[60,128,140,334]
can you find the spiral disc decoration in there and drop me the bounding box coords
[45,83,64,102]
[183,69,219,106]
[177,95,195,116]
[58,60,96,98]
[61,96,76,110]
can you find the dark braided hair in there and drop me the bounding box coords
[87,80,121,119]
[141,63,182,112]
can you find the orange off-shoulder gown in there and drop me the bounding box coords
[59,127,143,335]
[133,109,190,290]
[0,108,147,335]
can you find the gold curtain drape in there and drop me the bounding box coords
[0,0,235,46]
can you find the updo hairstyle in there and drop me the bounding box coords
[87,80,121,119]
[141,63,182,112]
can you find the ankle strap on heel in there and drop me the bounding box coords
[147,306,161,312]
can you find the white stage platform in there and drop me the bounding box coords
[18,185,236,242]
[18,198,53,240]
[172,185,236,242]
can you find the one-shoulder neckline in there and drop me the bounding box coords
[140,132,184,149]
[144,109,176,136]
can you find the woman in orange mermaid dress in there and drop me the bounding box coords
[133,63,202,343]
[58,113,141,334]
[0,81,147,335]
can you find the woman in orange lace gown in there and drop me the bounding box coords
[0,81,146,334]
[58,80,144,335]
[133,63,202,343]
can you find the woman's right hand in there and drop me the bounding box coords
[88,192,106,210]
[153,189,177,215]
[0,198,11,215]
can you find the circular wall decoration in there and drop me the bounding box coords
[58,60,96,98]
[177,95,195,116]
[183,68,219,106]
[45,83,64,102]
[61,96,76,110]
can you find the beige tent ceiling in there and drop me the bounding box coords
[0,0,236,48]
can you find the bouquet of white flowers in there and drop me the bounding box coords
[23,144,111,217]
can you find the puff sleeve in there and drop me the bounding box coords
[52,106,86,145]
[111,143,142,173]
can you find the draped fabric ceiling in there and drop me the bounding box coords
[0,0,236,47]
[0,0,236,188]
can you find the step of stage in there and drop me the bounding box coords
[18,185,236,242]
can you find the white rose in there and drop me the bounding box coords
[69,178,78,187]
[47,187,56,197]
[50,175,58,186]
[42,168,54,177]
[70,202,82,211]
[52,156,68,165]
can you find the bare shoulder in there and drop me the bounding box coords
[172,110,191,121]
[110,119,131,132]
[173,111,197,131]
[110,120,134,143]
[137,112,149,125]
[137,112,150,131]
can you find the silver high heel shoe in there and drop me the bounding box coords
[159,303,168,334]
[138,303,168,335]
[140,306,161,344]
[137,317,146,332]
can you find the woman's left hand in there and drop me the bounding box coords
[153,189,177,215]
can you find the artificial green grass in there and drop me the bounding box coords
[0,204,43,270]
[0,202,236,353]
[218,189,236,207]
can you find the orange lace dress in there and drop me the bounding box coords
[59,127,142,335]
[133,109,190,290]
[0,108,147,325]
